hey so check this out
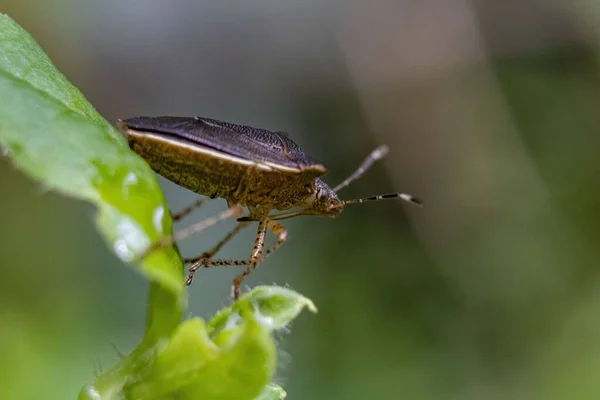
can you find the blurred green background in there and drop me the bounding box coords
[2,1,600,399]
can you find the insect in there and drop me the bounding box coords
[118,116,422,298]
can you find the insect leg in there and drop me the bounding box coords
[231,219,268,299]
[184,221,251,285]
[171,198,208,222]
[185,258,251,285]
[182,217,286,298]
[185,221,251,261]
[186,219,285,265]
[138,205,243,260]
[261,220,288,262]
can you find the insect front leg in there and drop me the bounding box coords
[262,220,288,262]
[228,219,288,299]
[171,198,208,222]
[184,221,251,285]
[231,219,268,299]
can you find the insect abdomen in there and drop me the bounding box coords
[125,129,309,208]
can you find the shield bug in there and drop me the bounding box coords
[118,116,422,298]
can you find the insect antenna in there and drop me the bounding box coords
[333,145,390,192]
[343,193,423,207]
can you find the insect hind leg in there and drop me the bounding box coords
[138,204,243,261]
[171,198,208,222]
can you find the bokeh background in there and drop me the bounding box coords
[2,1,600,399]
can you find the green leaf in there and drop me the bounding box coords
[0,14,184,339]
[125,318,221,399]
[122,314,274,400]
[178,314,274,400]
[208,286,318,343]
[89,286,314,400]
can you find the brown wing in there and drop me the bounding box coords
[121,116,327,176]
